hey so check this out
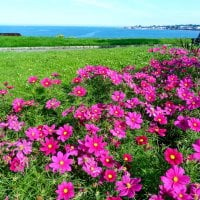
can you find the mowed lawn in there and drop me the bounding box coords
[0,46,152,97]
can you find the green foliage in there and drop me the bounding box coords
[0,36,181,47]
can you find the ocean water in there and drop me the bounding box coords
[0,26,199,38]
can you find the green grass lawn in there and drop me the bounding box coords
[0,36,186,47]
[0,46,153,97]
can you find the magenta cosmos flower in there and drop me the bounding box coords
[40,137,59,155]
[85,135,107,156]
[56,124,73,142]
[49,151,73,174]
[174,115,190,131]
[28,76,38,84]
[188,118,200,132]
[123,154,133,162]
[161,166,190,192]
[111,91,126,102]
[56,181,75,200]
[164,148,183,165]
[115,174,142,198]
[40,77,52,88]
[104,169,117,182]
[109,105,124,118]
[71,85,87,97]
[125,112,143,129]
[190,139,200,161]
[45,98,61,110]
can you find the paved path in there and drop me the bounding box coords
[0,45,134,52]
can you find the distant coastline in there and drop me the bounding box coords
[124,24,200,31]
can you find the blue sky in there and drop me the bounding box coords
[0,0,199,26]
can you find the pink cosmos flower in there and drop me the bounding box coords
[135,136,148,145]
[43,124,56,136]
[71,85,87,97]
[123,154,133,162]
[64,144,78,156]
[100,154,115,168]
[40,77,52,88]
[0,89,8,95]
[25,127,40,141]
[9,155,28,172]
[56,181,75,200]
[148,124,166,137]
[109,105,124,118]
[40,137,59,155]
[179,77,193,88]
[12,98,25,112]
[190,139,200,161]
[154,113,167,125]
[188,118,200,132]
[115,174,142,198]
[85,135,107,156]
[174,116,190,131]
[85,124,100,134]
[62,106,75,117]
[161,166,190,192]
[111,91,126,102]
[49,151,73,174]
[172,188,192,200]
[82,160,102,177]
[125,97,140,109]
[28,76,38,84]
[110,128,126,139]
[164,148,183,165]
[104,169,117,182]
[45,98,61,110]
[125,112,143,129]
[56,124,73,142]
[16,139,32,155]
[189,183,200,200]
[72,77,82,84]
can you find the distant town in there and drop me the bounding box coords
[124,24,200,31]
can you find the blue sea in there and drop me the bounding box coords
[0,26,199,38]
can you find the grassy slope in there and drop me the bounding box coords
[0,36,185,47]
[0,46,152,97]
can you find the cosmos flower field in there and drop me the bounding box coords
[0,46,200,200]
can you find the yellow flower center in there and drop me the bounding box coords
[93,143,98,147]
[170,154,176,160]
[124,157,128,161]
[105,158,110,163]
[90,167,94,171]
[179,193,183,198]
[173,176,179,182]
[77,90,81,94]
[63,131,68,135]
[59,161,64,165]
[115,111,119,114]
[48,144,53,149]
[139,139,144,142]
[158,118,162,122]
[108,174,113,179]
[126,183,131,189]
[19,145,24,150]
[63,188,68,194]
